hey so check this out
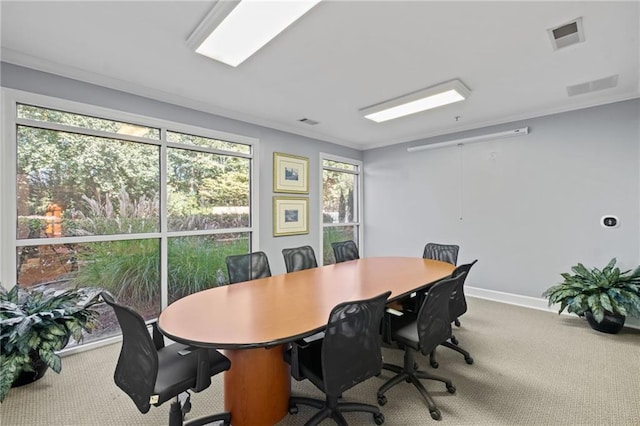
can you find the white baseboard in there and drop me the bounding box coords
[466,285,640,330]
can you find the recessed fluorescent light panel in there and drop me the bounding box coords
[190,0,321,67]
[361,79,471,123]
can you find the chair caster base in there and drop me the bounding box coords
[465,356,474,365]
[374,412,385,425]
[377,394,387,406]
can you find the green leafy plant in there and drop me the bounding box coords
[542,258,640,323]
[0,285,101,401]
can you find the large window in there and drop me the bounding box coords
[321,154,362,264]
[2,92,258,348]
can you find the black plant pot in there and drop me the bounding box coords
[585,311,626,334]
[11,353,49,388]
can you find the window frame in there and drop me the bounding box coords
[1,87,260,315]
[319,153,363,263]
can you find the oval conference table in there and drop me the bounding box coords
[158,257,454,426]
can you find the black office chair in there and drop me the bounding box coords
[423,243,459,265]
[377,275,464,421]
[287,291,391,425]
[225,251,272,284]
[331,240,360,263]
[282,245,318,272]
[430,260,478,368]
[400,242,460,314]
[101,292,231,426]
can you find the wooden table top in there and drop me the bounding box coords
[158,257,454,349]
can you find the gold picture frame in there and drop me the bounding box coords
[273,196,309,236]
[273,152,309,193]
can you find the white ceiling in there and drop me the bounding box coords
[1,1,639,150]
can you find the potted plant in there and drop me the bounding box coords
[0,284,101,401]
[542,258,640,334]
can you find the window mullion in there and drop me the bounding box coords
[166,140,252,158]
[323,165,359,174]
[160,128,169,311]
[16,119,161,146]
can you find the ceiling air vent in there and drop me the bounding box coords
[298,118,319,125]
[548,17,584,50]
[567,75,618,97]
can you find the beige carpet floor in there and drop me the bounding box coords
[1,297,639,425]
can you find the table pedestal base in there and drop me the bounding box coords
[223,345,290,426]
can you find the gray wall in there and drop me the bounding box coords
[1,62,362,275]
[4,62,640,316]
[363,99,640,304]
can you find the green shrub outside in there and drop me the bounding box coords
[72,235,249,313]
[322,226,356,265]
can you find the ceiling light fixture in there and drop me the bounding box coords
[188,0,321,67]
[361,79,471,123]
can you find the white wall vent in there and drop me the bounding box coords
[548,17,584,50]
[567,75,618,97]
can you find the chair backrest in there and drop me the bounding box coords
[321,291,391,397]
[282,245,318,272]
[449,260,478,320]
[423,242,459,265]
[101,292,158,414]
[331,240,360,263]
[226,251,272,284]
[416,273,465,356]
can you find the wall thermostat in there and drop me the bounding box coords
[601,215,619,228]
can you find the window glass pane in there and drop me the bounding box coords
[167,148,249,231]
[322,169,357,224]
[322,159,358,171]
[167,130,250,154]
[17,238,161,348]
[11,99,255,353]
[17,104,160,139]
[17,126,160,238]
[322,225,357,265]
[168,233,250,304]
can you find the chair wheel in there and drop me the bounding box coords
[377,394,387,406]
[374,412,385,425]
[447,384,456,394]
[288,405,298,414]
[430,360,439,368]
[465,357,474,365]
[450,336,459,345]
[430,409,442,420]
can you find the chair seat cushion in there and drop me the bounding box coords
[391,320,421,352]
[154,343,230,406]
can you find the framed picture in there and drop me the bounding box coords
[273,196,309,236]
[273,152,309,193]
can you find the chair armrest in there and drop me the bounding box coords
[301,331,325,345]
[381,307,404,344]
[151,321,165,350]
[287,332,324,381]
[178,346,212,393]
[288,339,307,380]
